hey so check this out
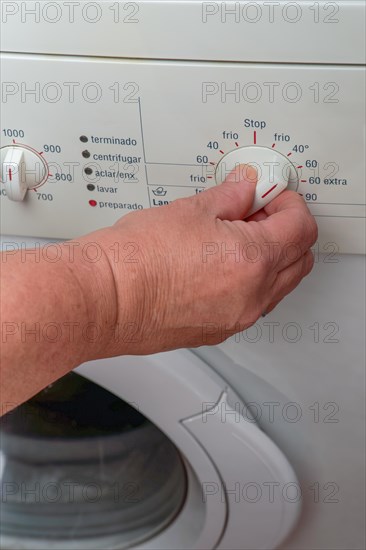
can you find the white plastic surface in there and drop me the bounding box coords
[215,146,299,216]
[0,145,48,201]
[75,350,301,549]
[183,391,301,549]
[1,147,27,201]
[197,251,366,550]
[0,55,365,253]
[1,1,365,64]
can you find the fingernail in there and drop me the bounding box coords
[244,164,257,184]
[227,164,257,184]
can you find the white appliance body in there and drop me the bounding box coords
[0,2,365,549]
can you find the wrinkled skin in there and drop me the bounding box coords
[74,165,318,357]
[1,165,317,412]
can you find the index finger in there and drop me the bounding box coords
[258,190,318,270]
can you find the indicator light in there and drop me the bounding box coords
[89,200,97,207]
[84,167,93,175]
[82,150,91,158]
[87,184,95,191]
[80,135,88,143]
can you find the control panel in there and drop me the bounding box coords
[1,54,365,253]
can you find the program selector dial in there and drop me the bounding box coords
[0,145,49,201]
[215,145,299,217]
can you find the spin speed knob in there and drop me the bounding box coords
[0,145,48,201]
[215,146,299,217]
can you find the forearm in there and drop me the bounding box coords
[0,232,117,415]
[0,174,317,415]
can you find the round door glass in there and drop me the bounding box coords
[0,372,187,549]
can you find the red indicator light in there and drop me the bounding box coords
[89,200,97,207]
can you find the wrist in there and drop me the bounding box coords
[60,230,119,362]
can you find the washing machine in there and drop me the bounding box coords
[0,1,365,549]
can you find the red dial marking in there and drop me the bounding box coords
[272,143,276,148]
[5,143,50,190]
[8,168,12,181]
[219,150,224,154]
[261,184,278,199]
[235,142,239,147]
[287,152,292,157]
[254,131,257,145]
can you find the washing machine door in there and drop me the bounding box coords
[73,349,301,550]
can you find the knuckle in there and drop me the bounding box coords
[304,250,315,274]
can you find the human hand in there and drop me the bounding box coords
[73,165,317,358]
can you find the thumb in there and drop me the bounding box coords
[197,164,257,221]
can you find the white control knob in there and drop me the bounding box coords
[215,146,299,217]
[0,145,48,201]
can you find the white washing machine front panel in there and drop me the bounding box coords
[0,54,365,253]
[197,252,366,550]
[1,2,365,549]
